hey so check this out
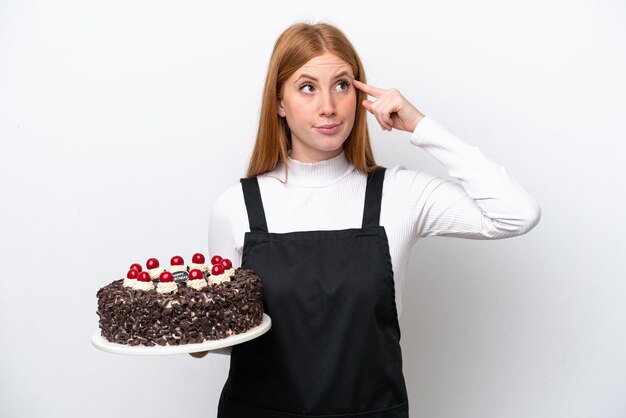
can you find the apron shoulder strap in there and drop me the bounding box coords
[362,166,386,228]
[240,177,268,233]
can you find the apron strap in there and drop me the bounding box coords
[240,177,268,233]
[362,166,386,228]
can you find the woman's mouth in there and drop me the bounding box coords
[314,123,341,135]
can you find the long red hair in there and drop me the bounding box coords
[246,22,377,179]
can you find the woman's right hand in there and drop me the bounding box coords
[352,79,425,133]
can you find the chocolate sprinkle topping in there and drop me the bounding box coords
[96,268,264,346]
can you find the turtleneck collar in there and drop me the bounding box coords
[264,150,355,187]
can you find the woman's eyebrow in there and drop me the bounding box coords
[294,71,354,84]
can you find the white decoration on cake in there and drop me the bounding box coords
[168,264,188,273]
[156,282,178,294]
[208,272,232,285]
[187,279,208,290]
[147,267,164,280]
[135,281,155,291]
[190,263,210,274]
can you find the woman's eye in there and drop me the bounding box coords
[299,80,350,94]
[300,83,314,93]
[335,80,350,92]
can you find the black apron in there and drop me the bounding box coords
[218,167,409,417]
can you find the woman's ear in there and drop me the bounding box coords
[277,100,286,117]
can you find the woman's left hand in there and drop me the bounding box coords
[352,79,425,133]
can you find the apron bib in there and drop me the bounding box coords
[218,167,409,417]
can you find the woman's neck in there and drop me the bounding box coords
[266,150,355,187]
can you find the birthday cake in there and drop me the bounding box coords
[96,253,264,346]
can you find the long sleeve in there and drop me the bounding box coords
[406,116,541,239]
[209,184,246,268]
[206,186,245,357]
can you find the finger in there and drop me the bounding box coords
[362,99,389,130]
[353,79,385,98]
[352,79,386,98]
[381,109,394,130]
[370,99,394,131]
[372,107,393,131]
[189,351,209,358]
[381,114,393,131]
[361,99,374,112]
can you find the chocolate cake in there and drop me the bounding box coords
[96,258,264,346]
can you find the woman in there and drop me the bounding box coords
[202,22,540,417]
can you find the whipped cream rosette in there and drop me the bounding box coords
[168,255,188,273]
[156,271,178,294]
[123,268,139,288]
[145,258,164,280]
[190,253,210,274]
[135,271,155,291]
[186,269,208,290]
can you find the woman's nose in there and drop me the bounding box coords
[318,92,336,117]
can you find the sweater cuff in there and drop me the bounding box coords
[409,116,473,152]
[410,115,434,144]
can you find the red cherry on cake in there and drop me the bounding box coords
[211,263,224,275]
[127,269,139,279]
[192,253,205,264]
[211,255,223,265]
[129,263,142,272]
[159,271,174,283]
[170,256,184,266]
[189,269,204,281]
[146,258,160,270]
[220,258,232,270]
[138,272,151,282]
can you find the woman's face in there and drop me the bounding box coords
[277,52,356,163]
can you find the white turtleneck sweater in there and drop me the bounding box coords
[209,116,541,319]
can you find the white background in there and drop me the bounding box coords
[1,1,625,417]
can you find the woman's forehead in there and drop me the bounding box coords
[293,53,354,80]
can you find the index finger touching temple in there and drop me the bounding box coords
[352,79,385,98]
